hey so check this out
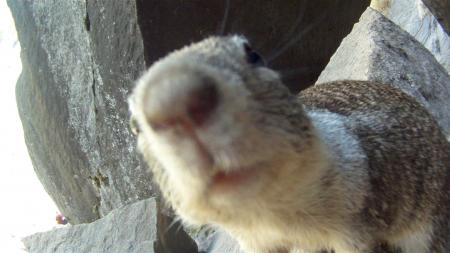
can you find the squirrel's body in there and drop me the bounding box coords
[129,36,450,253]
[302,81,450,253]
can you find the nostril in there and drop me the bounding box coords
[187,79,219,127]
[146,77,220,131]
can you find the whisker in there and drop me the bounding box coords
[274,0,307,50]
[278,66,311,79]
[165,215,183,233]
[267,12,328,63]
[175,221,185,234]
[218,0,231,35]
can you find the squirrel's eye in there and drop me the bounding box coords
[244,43,265,67]
[129,117,140,135]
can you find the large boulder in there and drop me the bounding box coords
[8,0,153,224]
[370,0,450,36]
[317,7,450,137]
[22,198,198,253]
[370,0,450,72]
[422,0,450,35]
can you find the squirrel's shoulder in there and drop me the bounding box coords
[299,80,444,146]
[299,80,424,117]
[301,80,450,177]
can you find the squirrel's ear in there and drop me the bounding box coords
[230,35,248,47]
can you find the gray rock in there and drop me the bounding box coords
[317,7,450,137]
[22,198,198,253]
[370,0,450,73]
[422,0,450,35]
[206,230,243,253]
[8,0,153,224]
[370,0,450,36]
[83,0,156,220]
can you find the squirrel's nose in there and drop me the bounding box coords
[147,77,220,131]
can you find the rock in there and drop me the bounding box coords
[83,0,156,219]
[22,198,198,253]
[371,0,450,36]
[370,0,450,72]
[422,0,450,35]
[8,0,153,224]
[317,7,450,137]
[205,230,243,253]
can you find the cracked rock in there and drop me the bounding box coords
[8,0,153,224]
[22,198,198,253]
[317,7,450,137]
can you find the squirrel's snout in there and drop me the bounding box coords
[145,75,220,131]
[185,78,219,127]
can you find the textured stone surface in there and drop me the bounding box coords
[422,0,450,35]
[317,7,450,137]
[205,230,243,253]
[23,198,198,253]
[371,0,450,73]
[84,0,156,219]
[371,0,450,36]
[8,0,153,224]
[9,0,102,224]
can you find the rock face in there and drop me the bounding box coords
[8,0,153,224]
[22,198,198,253]
[371,0,450,73]
[317,7,450,137]
[422,0,450,35]
[371,0,450,36]
[205,231,243,253]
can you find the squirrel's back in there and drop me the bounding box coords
[302,80,450,252]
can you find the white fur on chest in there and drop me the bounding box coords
[306,109,369,215]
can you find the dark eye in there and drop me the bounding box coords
[244,43,265,67]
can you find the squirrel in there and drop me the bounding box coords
[128,35,450,253]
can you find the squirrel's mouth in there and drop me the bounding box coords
[209,165,260,193]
